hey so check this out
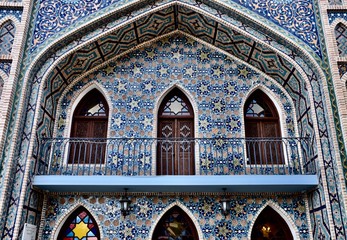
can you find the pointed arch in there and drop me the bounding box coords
[249,202,299,240]
[0,19,16,56]
[154,84,199,138]
[54,204,102,240]
[156,87,195,175]
[243,88,284,165]
[68,83,111,137]
[241,85,289,138]
[149,202,203,239]
[54,81,112,138]
[68,86,109,164]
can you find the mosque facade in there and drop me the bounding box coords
[1,0,347,239]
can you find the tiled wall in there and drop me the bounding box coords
[42,193,309,239]
[56,36,297,140]
[0,21,15,56]
[334,22,347,57]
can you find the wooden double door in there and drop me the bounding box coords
[157,119,195,175]
[157,88,195,175]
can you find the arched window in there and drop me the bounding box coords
[251,206,293,240]
[157,88,194,175]
[69,89,109,164]
[335,23,347,57]
[152,206,198,239]
[58,206,100,239]
[0,21,16,55]
[244,90,284,164]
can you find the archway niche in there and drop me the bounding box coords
[251,206,293,240]
[152,206,199,240]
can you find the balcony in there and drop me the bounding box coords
[33,138,318,193]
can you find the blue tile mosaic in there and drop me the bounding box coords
[0,21,16,56]
[0,9,22,21]
[328,11,347,24]
[334,23,347,57]
[29,0,321,57]
[0,62,11,76]
[54,36,296,141]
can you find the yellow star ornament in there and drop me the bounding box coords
[72,220,90,239]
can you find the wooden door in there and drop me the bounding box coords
[157,119,194,175]
[157,89,194,175]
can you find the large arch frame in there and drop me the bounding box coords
[0,1,345,239]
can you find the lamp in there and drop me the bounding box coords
[119,188,131,216]
[220,188,230,216]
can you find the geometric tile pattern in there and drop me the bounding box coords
[42,194,310,240]
[6,36,329,240]
[53,36,298,140]
[46,5,303,104]
[0,9,22,21]
[48,37,300,177]
[30,0,321,56]
[335,23,347,57]
[338,62,347,78]
[0,62,11,76]
[328,12,347,24]
[0,21,16,55]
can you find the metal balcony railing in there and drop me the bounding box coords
[36,137,316,176]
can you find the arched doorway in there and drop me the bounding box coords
[251,206,293,240]
[57,206,100,239]
[69,88,109,164]
[152,206,199,240]
[157,88,195,175]
[244,90,284,165]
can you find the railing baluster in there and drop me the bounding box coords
[38,137,315,177]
